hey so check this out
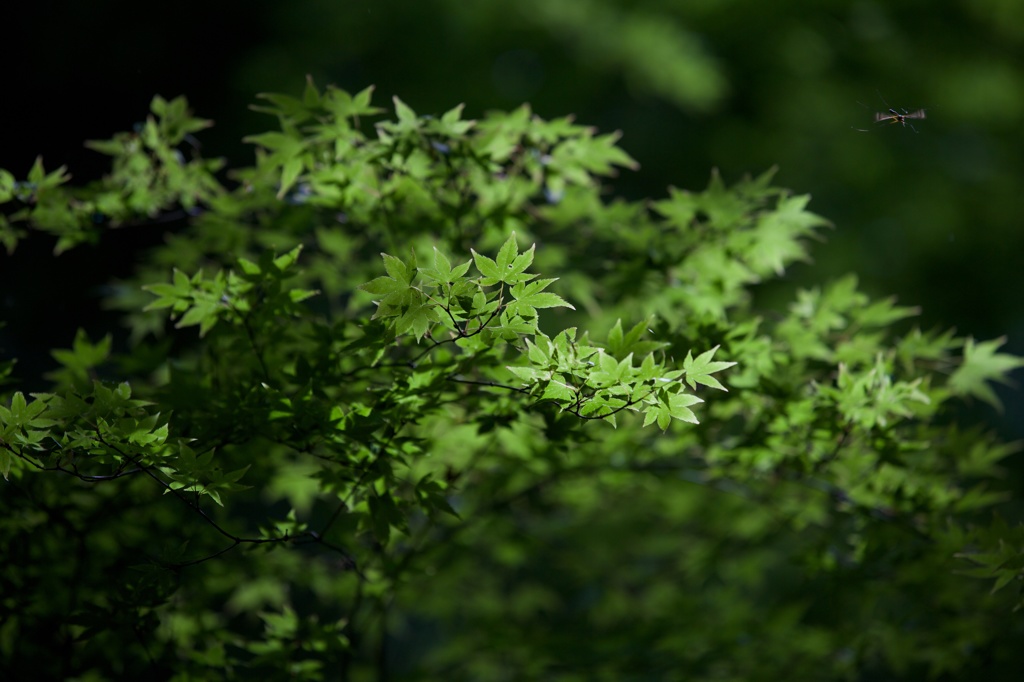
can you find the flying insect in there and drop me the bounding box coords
[853,94,928,133]
[873,106,927,132]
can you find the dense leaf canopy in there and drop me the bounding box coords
[2,81,1024,680]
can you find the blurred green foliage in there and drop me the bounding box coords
[2,80,1024,680]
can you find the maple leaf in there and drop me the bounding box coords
[683,345,737,391]
[949,337,1024,410]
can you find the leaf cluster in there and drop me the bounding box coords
[2,81,1023,680]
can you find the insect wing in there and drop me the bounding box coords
[855,98,927,133]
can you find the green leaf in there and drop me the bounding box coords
[176,301,222,336]
[51,329,112,374]
[949,337,1024,410]
[471,249,502,283]
[495,233,519,272]
[527,337,552,366]
[508,278,575,317]
[507,248,536,282]
[277,156,305,199]
[243,131,304,155]
[394,96,417,124]
[507,365,550,383]
[432,247,453,282]
[429,102,475,137]
[237,257,262,276]
[273,245,303,272]
[360,276,406,296]
[682,345,737,391]
[416,475,460,518]
[368,492,407,544]
[541,379,578,403]
[395,301,438,340]
[667,390,703,424]
[381,252,415,285]
[509,291,574,312]
[302,74,321,107]
[604,317,664,359]
[288,288,319,304]
[643,390,703,430]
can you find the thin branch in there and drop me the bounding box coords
[445,376,531,395]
